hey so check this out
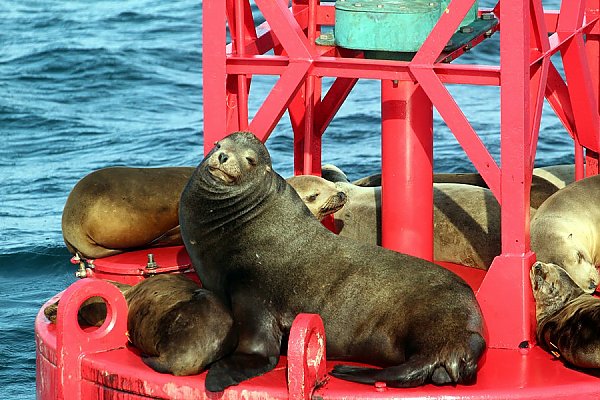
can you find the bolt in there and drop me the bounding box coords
[481,13,494,20]
[146,253,158,270]
[375,382,387,392]
[460,26,474,34]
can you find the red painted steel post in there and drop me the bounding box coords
[287,313,327,400]
[476,0,537,349]
[381,79,433,261]
[585,0,600,177]
[203,0,228,155]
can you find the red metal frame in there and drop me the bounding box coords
[203,0,600,351]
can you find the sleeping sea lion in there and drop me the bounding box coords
[530,261,600,369]
[530,174,600,293]
[62,166,195,259]
[179,131,486,392]
[44,274,236,376]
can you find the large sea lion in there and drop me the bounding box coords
[62,166,195,259]
[44,274,236,376]
[530,261,600,369]
[62,166,344,259]
[530,174,600,293]
[179,131,486,392]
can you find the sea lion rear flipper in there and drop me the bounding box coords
[205,353,279,392]
[330,359,433,388]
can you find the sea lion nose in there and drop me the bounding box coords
[338,192,346,201]
[589,281,597,291]
[533,262,542,272]
[218,152,229,164]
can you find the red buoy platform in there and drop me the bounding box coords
[36,0,600,398]
[36,246,600,399]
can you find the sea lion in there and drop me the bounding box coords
[349,170,560,209]
[321,163,351,183]
[530,174,600,293]
[179,131,485,392]
[126,274,237,376]
[533,164,574,189]
[44,275,236,376]
[287,175,347,220]
[62,166,195,259]
[298,175,500,269]
[530,261,600,369]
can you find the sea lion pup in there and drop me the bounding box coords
[287,175,347,220]
[179,131,485,392]
[126,274,237,376]
[62,166,195,259]
[530,174,600,293]
[349,171,558,209]
[44,275,236,376]
[530,261,600,369]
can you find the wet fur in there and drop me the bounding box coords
[179,132,486,392]
[62,167,195,259]
[531,261,600,369]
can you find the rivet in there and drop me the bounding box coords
[460,26,474,33]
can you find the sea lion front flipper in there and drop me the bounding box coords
[205,353,279,392]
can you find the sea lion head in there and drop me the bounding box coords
[287,175,347,220]
[532,229,599,293]
[203,131,272,186]
[530,261,585,321]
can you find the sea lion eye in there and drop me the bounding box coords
[214,142,221,149]
[576,251,584,263]
[246,156,257,166]
[307,193,319,202]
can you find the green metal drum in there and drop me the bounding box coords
[334,0,479,53]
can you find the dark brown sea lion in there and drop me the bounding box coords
[179,131,486,392]
[530,174,600,293]
[44,275,236,376]
[530,261,600,369]
[126,274,237,376]
[62,166,195,259]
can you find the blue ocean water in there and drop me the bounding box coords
[0,0,570,398]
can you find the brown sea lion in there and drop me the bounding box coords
[530,261,600,369]
[126,274,237,376]
[287,175,347,220]
[179,131,485,392]
[530,174,600,293]
[349,170,560,209]
[62,166,195,259]
[44,275,236,376]
[533,164,575,189]
[298,175,500,269]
